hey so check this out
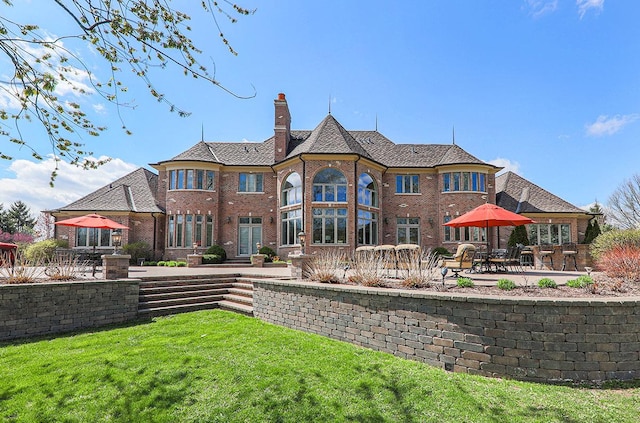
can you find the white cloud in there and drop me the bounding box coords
[585,114,639,137]
[489,158,521,176]
[577,0,604,19]
[0,156,138,218]
[525,0,558,18]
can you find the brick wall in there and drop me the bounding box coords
[0,280,139,341]
[253,280,640,383]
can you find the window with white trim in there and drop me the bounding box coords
[313,168,347,202]
[358,173,378,207]
[443,216,486,242]
[168,169,215,191]
[397,217,420,245]
[395,175,419,194]
[312,208,347,244]
[358,210,378,245]
[239,173,263,192]
[443,172,486,192]
[529,224,570,245]
[168,214,215,248]
[281,209,302,246]
[282,172,302,206]
[76,228,112,247]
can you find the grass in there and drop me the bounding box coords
[1,311,639,422]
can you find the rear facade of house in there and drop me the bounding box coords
[51,93,592,261]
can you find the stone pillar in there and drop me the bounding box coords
[288,253,312,280]
[187,254,202,267]
[102,254,131,280]
[251,254,266,267]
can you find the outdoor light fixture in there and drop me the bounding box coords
[384,217,389,225]
[270,216,274,224]
[193,242,199,254]
[440,266,448,286]
[227,216,231,224]
[298,231,306,254]
[256,242,262,252]
[111,230,122,255]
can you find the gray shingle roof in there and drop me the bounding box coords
[159,114,496,170]
[496,171,587,214]
[54,168,164,213]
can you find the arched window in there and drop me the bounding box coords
[281,172,302,206]
[358,173,378,207]
[313,168,347,202]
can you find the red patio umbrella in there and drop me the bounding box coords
[54,213,129,230]
[443,203,535,229]
[443,203,536,253]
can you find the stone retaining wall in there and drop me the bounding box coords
[0,280,139,341]
[253,279,640,383]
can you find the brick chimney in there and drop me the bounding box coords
[274,92,291,163]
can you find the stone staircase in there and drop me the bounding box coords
[138,274,255,318]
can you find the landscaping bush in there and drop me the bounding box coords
[456,277,474,288]
[177,261,187,267]
[497,278,516,291]
[308,250,345,283]
[402,275,430,289]
[537,278,557,288]
[144,261,158,266]
[156,261,167,266]
[205,245,227,261]
[566,275,594,288]
[202,254,222,264]
[23,239,64,262]
[122,241,152,265]
[432,247,450,257]
[590,229,640,261]
[258,246,276,262]
[597,245,640,282]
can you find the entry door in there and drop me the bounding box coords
[238,217,262,256]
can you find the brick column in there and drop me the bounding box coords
[288,253,312,280]
[102,254,131,280]
[251,254,266,267]
[187,254,202,267]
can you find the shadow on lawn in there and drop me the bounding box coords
[0,317,155,348]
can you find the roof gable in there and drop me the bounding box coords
[286,115,371,159]
[55,168,164,213]
[496,171,587,214]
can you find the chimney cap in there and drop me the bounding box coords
[277,93,286,101]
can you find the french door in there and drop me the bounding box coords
[238,217,262,256]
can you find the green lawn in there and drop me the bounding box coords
[1,311,638,422]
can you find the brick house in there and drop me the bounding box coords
[50,93,593,261]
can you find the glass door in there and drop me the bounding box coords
[238,217,262,256]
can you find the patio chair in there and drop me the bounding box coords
[395,244,421,277]
[561,242,578,271]
[440,243,476,277]
[354,246,376,264]
[374,245,397,277]
[519,246,534,268]
[539,243,555,270]
[489,245,522,273]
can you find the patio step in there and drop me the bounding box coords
[137,276,254,318]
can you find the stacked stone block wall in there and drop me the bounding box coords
[253,279,640,383]
[0,280,139,341]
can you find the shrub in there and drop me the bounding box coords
[432,247,450,258]
[144,261,158,266]
[308,250,345,283]
[122,241,152,265]
[456,277,474,288]
[205,245,227,261]
[176,261,187,267]
[590,229,640,261]
[507,225,529,247]
[566,275,594,288]
[202,254,222,264]
[167,261,177,267]
[258,246,276,262]
[497,278,516,291]
[597,245,640,282]
[157,261,167,266]
[0,252,45,283]
[402,275,430,289]
[24,239,63,262]
[538,278,557,288]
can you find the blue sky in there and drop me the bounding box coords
[1,0,639,217]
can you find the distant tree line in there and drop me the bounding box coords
[0,201,36,244]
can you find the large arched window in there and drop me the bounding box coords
[313,168,347,202]
[281,172,302,206]
[358,173,378,207]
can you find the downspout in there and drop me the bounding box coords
[354,156,361,249]
[151,212,159,259]
[301,156,306,244]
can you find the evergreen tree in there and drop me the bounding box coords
[0,203,15,234]
[507,225,530,247]
[7,201,36,234]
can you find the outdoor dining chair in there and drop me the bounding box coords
[539,243,555,270]
[561,242,578,271]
